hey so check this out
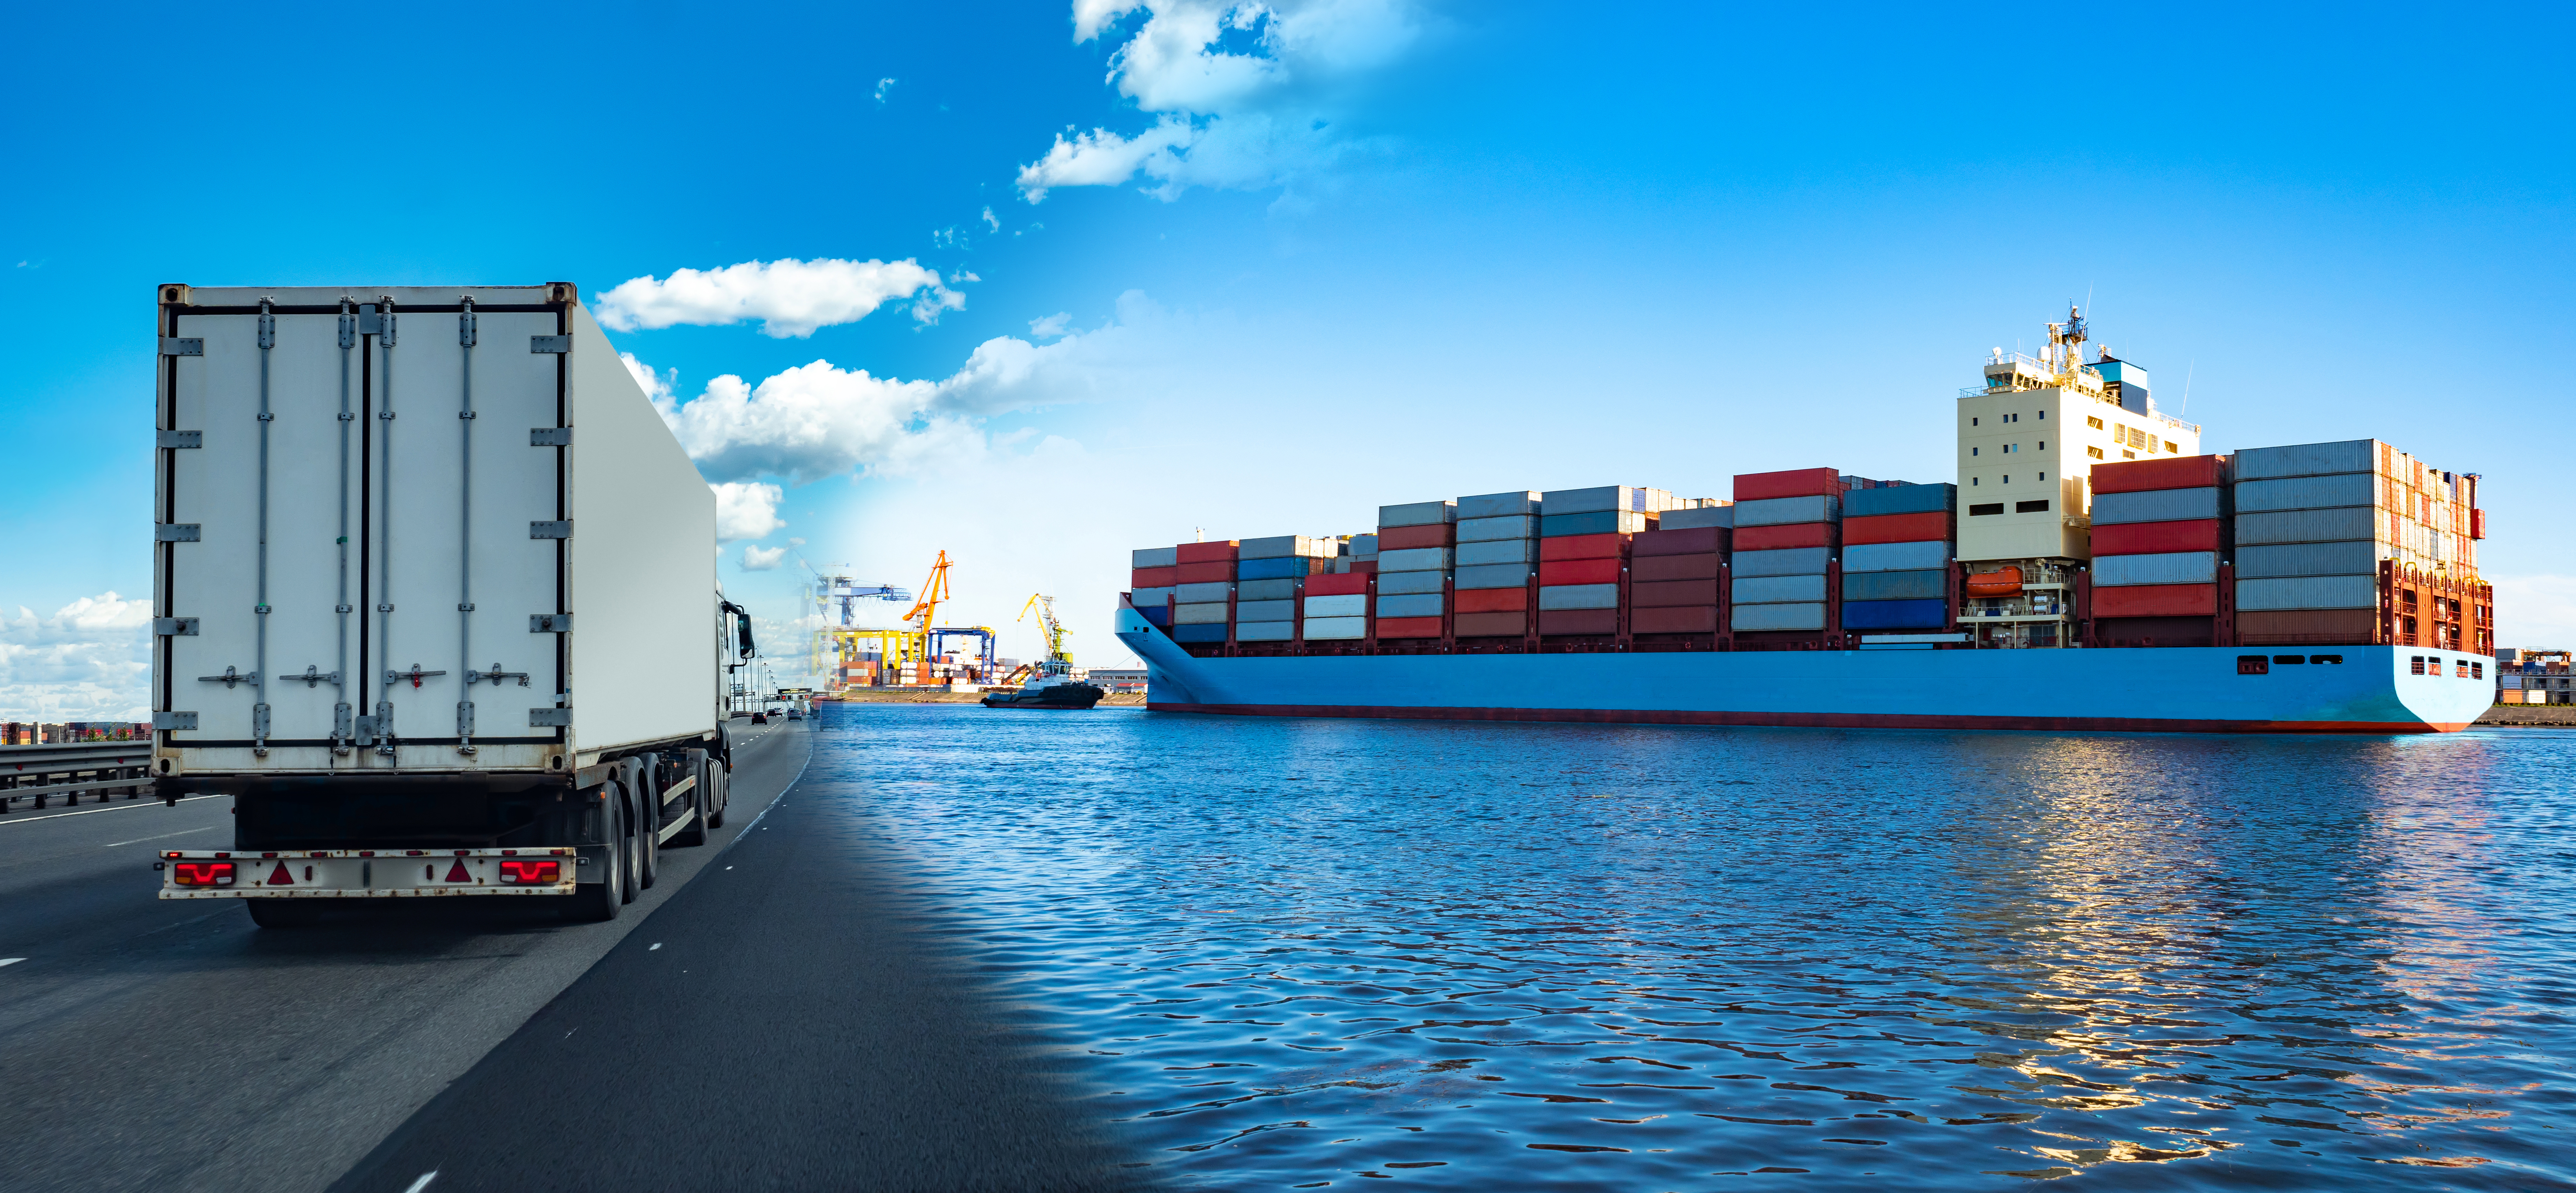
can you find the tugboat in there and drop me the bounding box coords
[983,594,1106,710]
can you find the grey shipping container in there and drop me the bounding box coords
[2233,507,2380,546]
[2093,551,2218,587]
[1131,585,1176,608]
[1236,621,1295,642]
[1843,541,1949,573]
[1732,602,1825,632]
[1303,594,1366,618]
[2237,574,2380,610]
[1732,547,1833,576]
[1349,533,1379,555]
[1842,568,1946,602]
[1455,563,1536,590]
[1733,494,1841,527]
[1733,574,1828,605]
[1457,539,1539,566]
[1176,580,1235,603]
[1173,602,1230,624]
[1457,515,1538,543]
[2235,473,2377,514]
[1844,483,1956,517]
[1377,570,1447,595]
[1377,593,1444,618]
[1240,534,1331,559]
[1132,546,1178,569]
[2232,439,2380,482]
[1541,485,1668,515]
[1656,505,1735,531]
[1378,500,1457,527]
[1237,578,1300,601]
[1236,599,1296,622]
[1456,491,1543,519]
[1537,583,1619,610]
[2237,540,2385,578]
[1377,546,1454,572]
[1304,615,1366,640]
[2089,486,2221,525]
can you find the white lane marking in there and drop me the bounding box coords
[0,794,224,827]
[0,958,24,968]
[649,942,662,950]
[402,1172,438,1193]
[106,826,218,848]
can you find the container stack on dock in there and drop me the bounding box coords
[1631,502,1731,638]
[1235,535,1334,642]
[2230,439,2480,648]
[1169,540,1240,645]
[1454,491,1543,639]
[2089,456,2229,648]
[1728,469,1841,635]
[1375,501,1456,640]
[1537,486,1663,638]
[1840,483,1956,632]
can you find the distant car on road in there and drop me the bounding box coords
[786,707,804,721]
[749,711,768,725]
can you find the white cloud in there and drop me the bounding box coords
[1029,312,1073,339]
[595,258,967,338]
[0,591,155,720]
[982,206,1001,231]
[742,545,788,571]
[712,481,788,542]
[874,77,898,103]
[1019,0,1419,203]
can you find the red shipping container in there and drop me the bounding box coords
[1350,560,1377,574]
[1538,609,1618,636]
[2091,518,2222,555]
[1539,532,1628,561]
[1632,605,1718,634]
[1733,467,1841,501]
[1305,573,1369,596]
[1376,616,1442,639]
[1635,526,1725,557]
[2239,608,2376,643]
[1632,579,1720,607]
[2091,583,2218,618]
[2471,508,2485,540]
[2090,455,2226,494]
[1632,553,1720,582]
[1842,512,1952,546]
[1733,522,1835,551]
[1131,565,1178,588]
[1175,561,1235,583]
[1455,611,1526,637]
[1456,587,1529,613]
[1376,523,1455,550]
[1538,558,1622,586]
[1175,541,1239,564]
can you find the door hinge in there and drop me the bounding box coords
[530,427,572,446]
[529,707,573,727]
[159,430,203,449]
[153,711,198,730]
[530,613,572,632]
[154,617,199,636]
[530,335,570,354]
[156,524,202,542]
[530,521,572,539]
[159,337,204,357]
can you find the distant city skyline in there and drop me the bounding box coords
[3,0,2569,717]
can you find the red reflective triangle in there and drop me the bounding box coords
[445,861,471,883]
[266,863,294,885]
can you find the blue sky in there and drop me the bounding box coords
[3,1,2569,714]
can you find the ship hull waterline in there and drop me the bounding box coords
[1115,607,2489,735]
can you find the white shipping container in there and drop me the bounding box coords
[2237,540,2385,579]
[1304,615,1367,640]
[1457,539,1538,566]
[1302,594,1367,619]
[1237,599,1296,622]
[1732,495,1840,527]
[1176,581,1235,603]
[2236,575,2381,610]
[2088,487,2219,525]
[1537,584,1619,610]
[1456,491,1542,519]
[1843,541,1949,573]
[1378,547,1455,572]
[1457,515,1537,543]
[1377,501,1457,527]
[1377,570,1447,594]
[2092,551,2218,587]
[1731,602,1825,632]
[1732,574,1827,604]
[1732,547,1833,576]
[1378,593,1444,618]
[1173,602,1231,624]
[1235,621,1295,642]
[1131,546,1178,569]
[2234,474,2377,514]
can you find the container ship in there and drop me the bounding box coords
[1112,309,2497,733]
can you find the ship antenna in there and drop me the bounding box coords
[2178,360,2195,417]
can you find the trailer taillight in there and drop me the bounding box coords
[498,860,561,884]
[173,861,236,887]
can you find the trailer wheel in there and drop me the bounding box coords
[635,781,660,890]
[706,763,727,830]
[246,900,327,929]
[617,790,641,904]
[568,796,624,922]
[671,751,711,847]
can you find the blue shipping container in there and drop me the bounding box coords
[1170,622,1227,643]
[1845,483,1957,518]
[1138,605,1172,626]
[1842,568,1946,602]
[1843,598,1948,630]
[1539,511,1649,537]
[1237,555,1320,581]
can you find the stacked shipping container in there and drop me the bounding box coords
[1729,469,1841,633]
[2090,455,2229,648]
[1841,483,1956,631]
[1631,513,1729,636]
[1455,491,1543,638]
[1376,501,1456,639]
[2229,439,2479,646]
[1537,487,1663,636]
[1130,546,1179,627]
[1169,540,1240,644]
[1235,535,1334,642]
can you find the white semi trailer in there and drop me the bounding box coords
[147,283,749,925]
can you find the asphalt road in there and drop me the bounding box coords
[0,719,811,1192]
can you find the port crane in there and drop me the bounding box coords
[999,594,1072,687]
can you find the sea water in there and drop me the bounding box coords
[810,704,2576,1189]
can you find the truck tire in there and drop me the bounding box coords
[634,775,660,890]
[569,796,624,921]
[670,751,711,847]
[618,789,641,904]
[706,763,726,829]
[246,900,327,929]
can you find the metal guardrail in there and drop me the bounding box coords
[1,742,156,814]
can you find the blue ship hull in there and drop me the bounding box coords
[1113,607,2489,734]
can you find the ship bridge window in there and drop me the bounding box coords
[1971,447,1979,456]
[2165,440,2179,453]
[2312,654,2344,665]
[2410,656,2426,674]
[2238,656,2271,675]
[2472,661,2484,678]
[2088,446,2105,459]
[1969,503,2003,516]
[2015,499,2050,513]
[2037,409,2046,419]
[1971,417,1979,426]
[2088,416,2105,429]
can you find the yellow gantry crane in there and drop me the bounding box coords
[999,593,1072,688]
[904,551,954,639]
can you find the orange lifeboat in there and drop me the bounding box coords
[1964,565,2024,598]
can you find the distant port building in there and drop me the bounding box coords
[2498,649,2570,704]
